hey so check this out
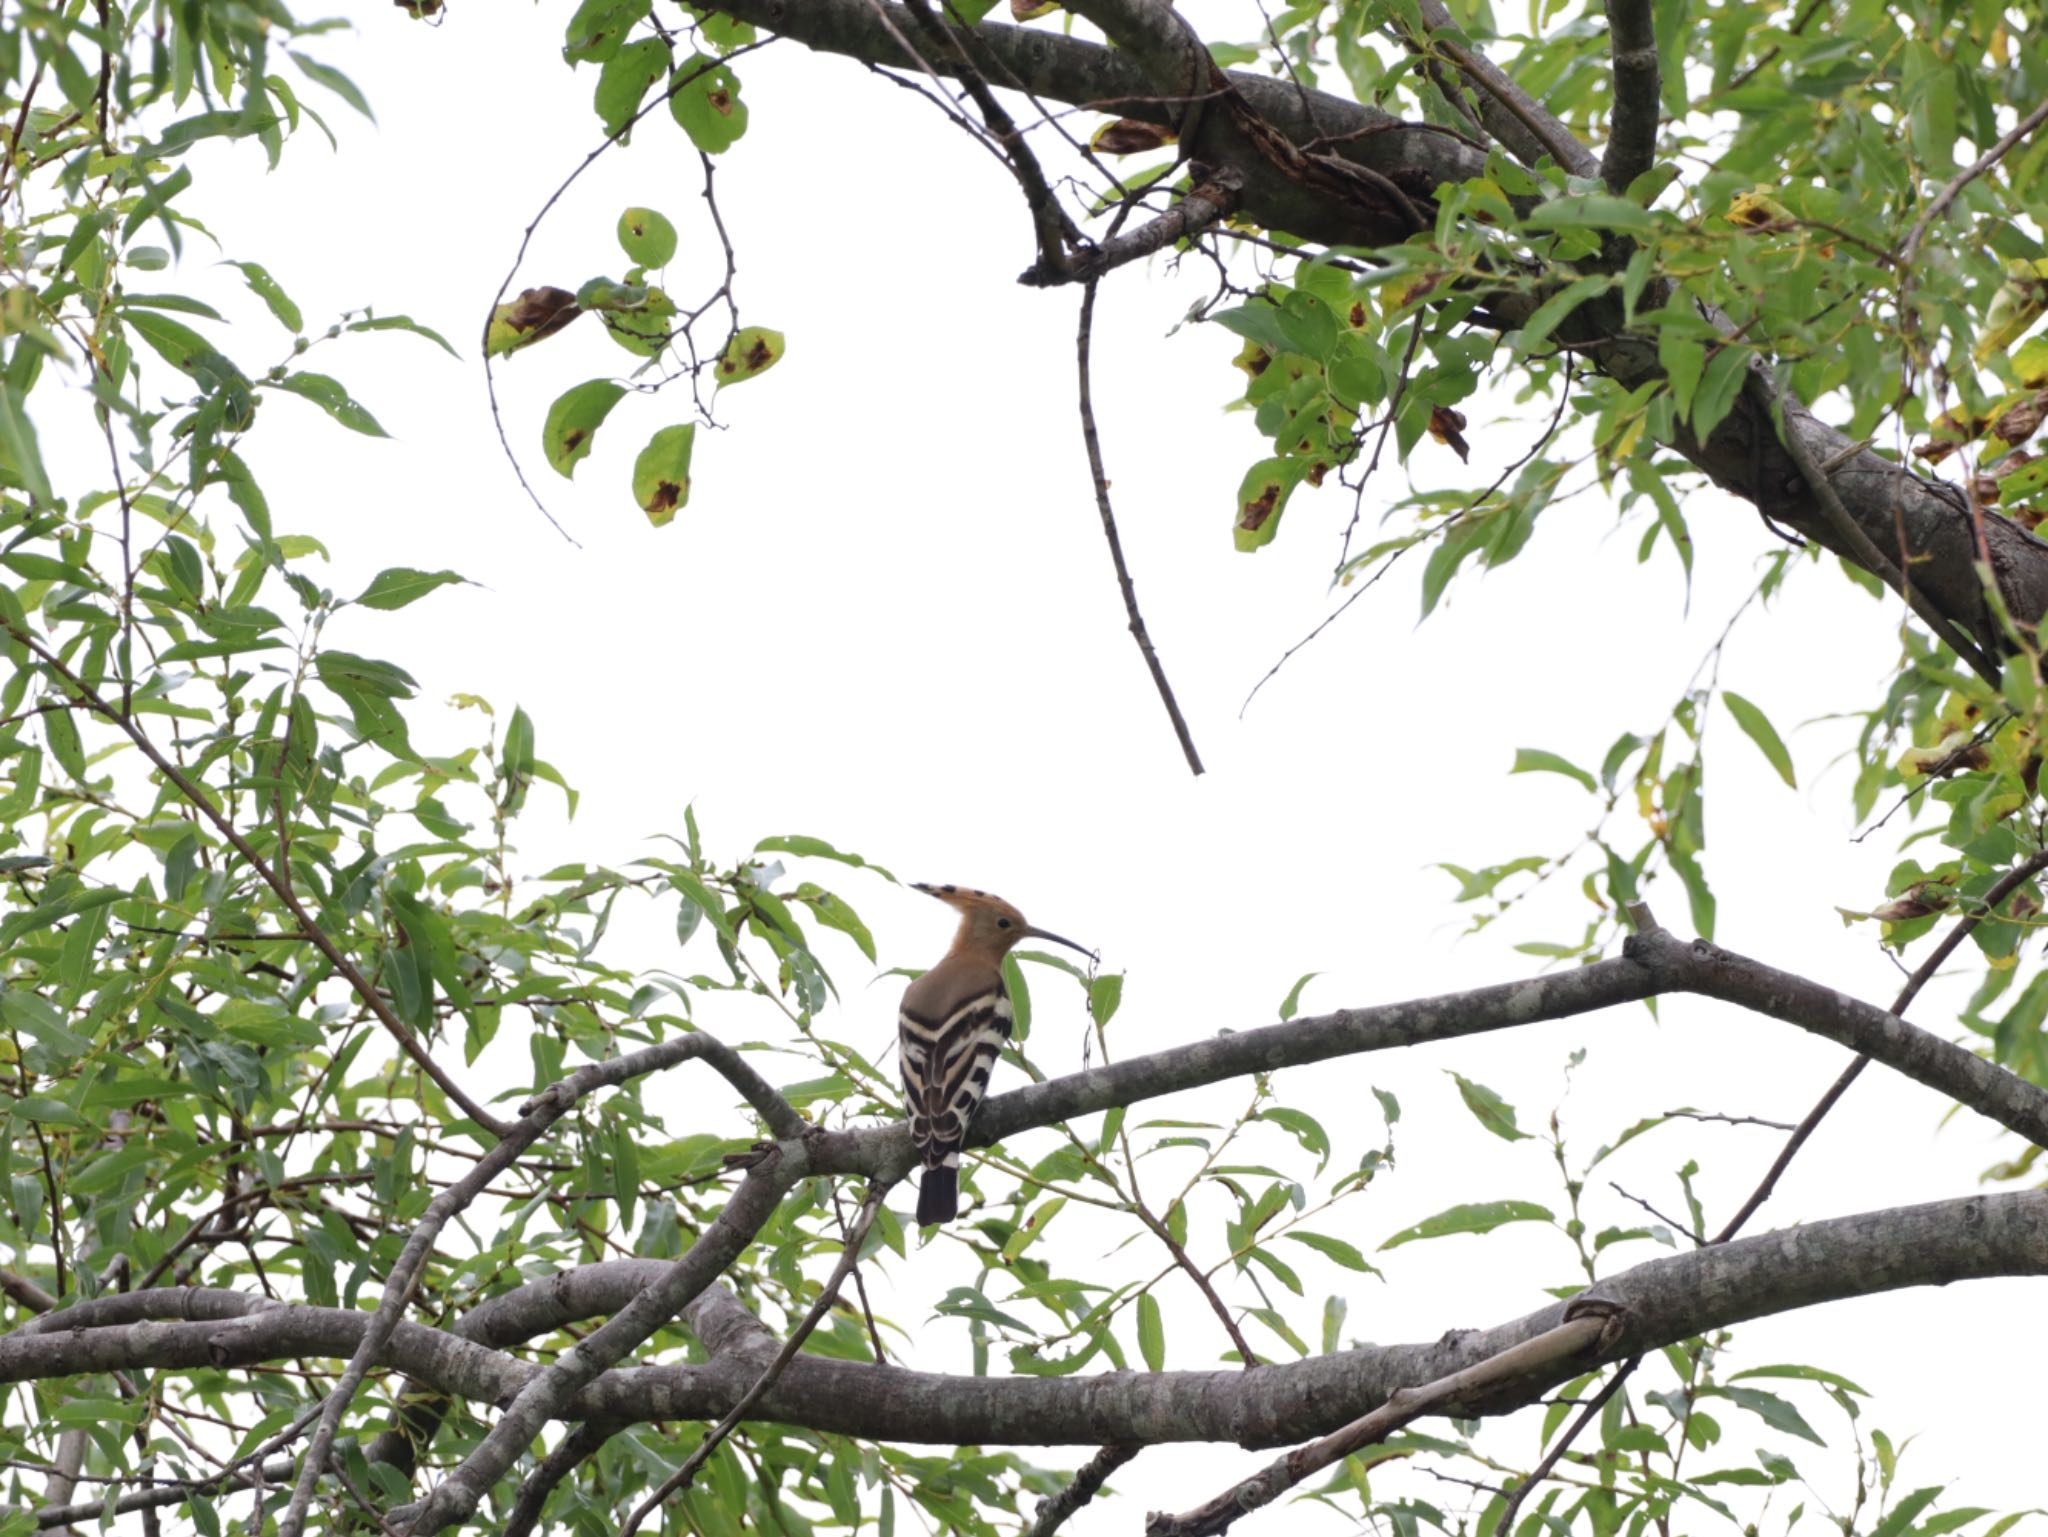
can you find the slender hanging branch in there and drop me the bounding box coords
[1077,273,1206,775]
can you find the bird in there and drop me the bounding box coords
[899,882,1093,1226]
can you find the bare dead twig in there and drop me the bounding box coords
[1077,273,1206,775]
[1491,1357,1642,1537]
[1608,1181,1703,1245]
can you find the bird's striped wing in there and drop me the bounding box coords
[899,981,1012,1222]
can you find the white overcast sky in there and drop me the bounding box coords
[126,2,2045,1527]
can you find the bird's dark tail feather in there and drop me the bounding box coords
[917,1166,958,1226]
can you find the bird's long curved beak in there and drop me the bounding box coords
[1024,925,1098,962]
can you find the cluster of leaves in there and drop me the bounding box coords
[467,0,784,526]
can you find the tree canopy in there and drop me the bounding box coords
[3,1,2048,1536]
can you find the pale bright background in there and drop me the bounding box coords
[119,3,2045,1529]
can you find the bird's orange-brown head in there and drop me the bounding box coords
[912,882,1095,964]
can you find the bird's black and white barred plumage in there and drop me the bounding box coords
[899,965,1012,1226]
[900,882,1091,1227]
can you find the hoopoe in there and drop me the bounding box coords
[900,882,1092,1226]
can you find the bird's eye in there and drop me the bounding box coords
[997,917,1012,929]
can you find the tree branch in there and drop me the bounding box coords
[1150,1308,1620,1536]
[715,0,2048,664]
[6,1194,2043,1453]
[1600,0,1660,193]
[278,1033,783,1537]
[619,1185,889,1537]
[1076,269,1206,776]
[1023,1444,1141,1537]
[391,1149,805,1535]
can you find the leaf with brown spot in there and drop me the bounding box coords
[1233,457,1300,553]
[1011,0,1059,16]
[631,424,695,527]
[541,378,627,479]
[1091,119,1174,155]
[485,287,580,358]
[1428,405,1470,462]
[715,325,783,387]
[1991,392,2048,448]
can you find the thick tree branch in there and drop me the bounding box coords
[5,1194,2043,1455]
[391,1149,804,1535]
[1600,0,1660,193]
[709,0,2048,661]
[1410,0,1598,177]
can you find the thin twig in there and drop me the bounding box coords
[1077,274,1205,775]
[1712,846,2048,1243]
[1607,1181,1702,1245]
[1148,1311,1618,1536]
[1899,98,2048,271]
[1491,1358,1642,1537]
[618,1185,890,1537]
[503,1422,616,1537]
[1022,1444,1141,1537]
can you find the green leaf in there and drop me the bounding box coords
[1284,1230,1381,1274]
[1511,747,1596,792]
[596,37,668,136]
[1259,1107,1330,1170]
[0,384,52,504]
[290,51,374,121]
[1870,1488,1944,1537]
[617,206,678,267]
[1516,275,1608,355]
[1234,456,1301,552]
[1277,971,1319,1020]
[1727,1364,1868,1396]
[543,379,628,479]
[353,568,464,611]
[271,372,387,436]
[795,883,876,962]
[1447,1072,1530,1141]
[1692,345,1751,444]
[1716,1384,1826,1446]
[1136,1292,1165,1371]
[564,0,651,63]
[227,261,302,332]
[1721,690,1796,788]
[753,835,895,880]
[1379,1199,1553,1249]
[631,424,694,524]
[1522,193,1657,234]
[670,54,748,153]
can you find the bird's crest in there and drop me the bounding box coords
[912,882,1094,962]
